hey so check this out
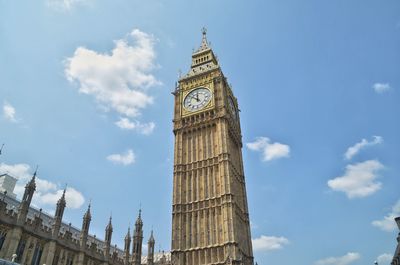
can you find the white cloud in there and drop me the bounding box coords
[376,253,393,265]
[115,117,155,135]
[372,200,400,232]
[373,83,391,94]
[246,137,290,161]
[38,187,85,209]
[65,29,160,131]
[327,160,384,199]
[315,252,360,265]
[3,102,18,123]
[46,0,89,10]
[344,136,383,160]
[252,235,289,252]
[0,163,85,209]
[107,149,135,165]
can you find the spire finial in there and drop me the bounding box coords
[202,27,207,36]
[0,143,4,155]
[33,165,39,179]
[86,200,92,213]
[196,27,209,52]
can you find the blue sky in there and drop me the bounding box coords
[1,0,400,264]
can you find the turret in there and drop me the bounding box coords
[104,216,113,259]
[132,209,143,265]
[147,230,155,265]
[17,169,37,224]
[124,227,131,265]
[105,216,113,244]
[52,188,66,237]
[80,203,91,248]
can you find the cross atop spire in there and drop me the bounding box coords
[194,27,210,53]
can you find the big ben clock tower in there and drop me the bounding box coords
[171,29,254,265]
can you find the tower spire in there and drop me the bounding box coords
[17,166,38,224]
[195,27,210,53]
[147,230,155,265]
[104,215,113,259]
[132,209,144,265]
[124,225,131,265]
[53,186,67,237]
[80,202,92,248]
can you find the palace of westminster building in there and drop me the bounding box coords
[0,30,399,265]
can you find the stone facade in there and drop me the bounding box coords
[171,29,254,265]
[392,217,400,265]
[0,171,165,265]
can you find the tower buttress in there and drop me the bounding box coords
[132,210,143,265]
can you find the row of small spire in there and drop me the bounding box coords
[11,167,156,264]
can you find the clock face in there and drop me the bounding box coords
[228,96,238,120]
[183,87,212,112]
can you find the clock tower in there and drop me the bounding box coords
[171,29,254,265]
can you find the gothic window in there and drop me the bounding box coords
[31,244,43,265]
[15,239,26,263]
[0,230,7,250]
[52,251,59,265]
[66,253,73,265]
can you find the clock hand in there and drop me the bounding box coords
[190,95,198,102]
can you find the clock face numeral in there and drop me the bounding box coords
[183,87,212,112]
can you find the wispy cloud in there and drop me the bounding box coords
[344,136,383,160]
[315,252,360,265]
[65,29,160,132]
[373,83,391,94]
[115,117,155,135]
[372,199,400,232]
[46,0,90,10]
[0,163,85,209]
[328,160,384,199]
[3,102,18,123]
[246,137,290,161]
[107,149,136,166]
[252,235,289,252]
[376,253,393,265]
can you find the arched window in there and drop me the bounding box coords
[0,231,7,250]
[15,239,26,263]
[31,244,43,265]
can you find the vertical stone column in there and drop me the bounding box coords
[40,241,56,265]
[2,227,22,260]
[75,252,85,265]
